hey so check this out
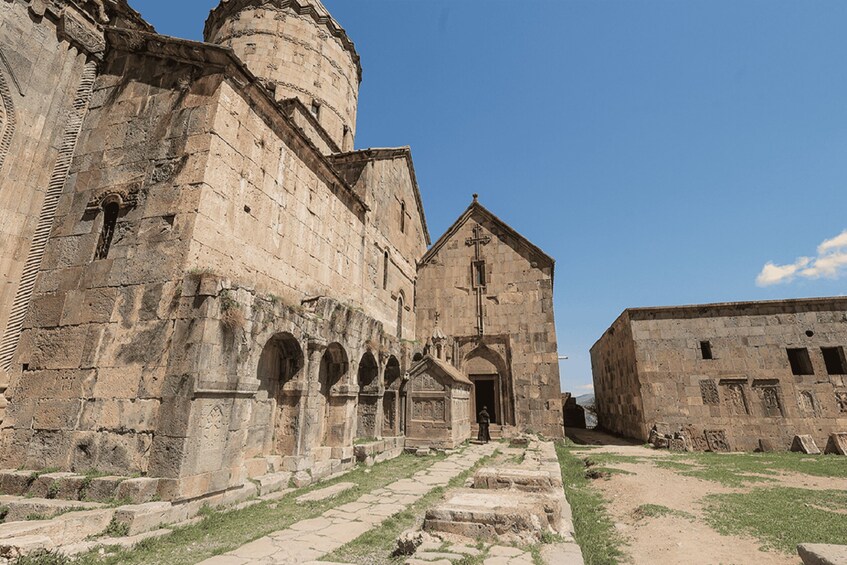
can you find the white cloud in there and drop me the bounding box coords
[575,384,594,392]
[757,230,847,286]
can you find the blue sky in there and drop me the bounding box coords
[131,0,847,395]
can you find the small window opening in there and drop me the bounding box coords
[397,295,404,340]
[310,101,321,119]
[472,261,486,288]
[787,348,814,376]
[95,200,120,260]
[821,347,847,375]
[700,341,713,360]
[383,251,389,290]
[400,201,406,234]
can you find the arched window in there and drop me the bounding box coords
[94,198,121,260]
[383,250,389,290]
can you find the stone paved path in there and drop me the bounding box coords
[198,443,498,565]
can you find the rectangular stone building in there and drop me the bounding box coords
[591,297,847,451]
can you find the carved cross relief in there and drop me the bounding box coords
[465,223,491,336]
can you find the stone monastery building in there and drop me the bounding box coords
[592,298,847,453]
[0,0,563,501]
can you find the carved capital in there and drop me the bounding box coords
[59,7,106,57]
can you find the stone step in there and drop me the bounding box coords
[473,467,562,493]
[254,472,292,497]
[423,488,564,544]
[296,482,356,504]
[0,508,115,558]
[0,495,104,522]
[0,470,155,504]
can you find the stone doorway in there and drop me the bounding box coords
[471,375,500,424]
[319,343,349,448]
[356,351,379,440]
[257,333,304,456]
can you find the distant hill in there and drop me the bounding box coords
[574,394,597,428]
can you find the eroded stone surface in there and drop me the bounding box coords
[798,543,847,565]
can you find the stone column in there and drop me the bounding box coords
[300,340,326,455]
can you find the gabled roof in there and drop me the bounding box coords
[327,147,431,245]
[409,355,472,386]
[419,197,555,276]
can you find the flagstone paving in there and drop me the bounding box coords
[198,443,499,565]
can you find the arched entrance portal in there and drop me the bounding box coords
[257,333,304,456]
[464,347,514,426]
[382,356,402,436]
[356,352,380,439]
[319,343,349,448]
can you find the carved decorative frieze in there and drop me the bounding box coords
[59,7,106,56]
[699,380,719,405]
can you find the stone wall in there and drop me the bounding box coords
[0,1,107,422]
[590,312,645,438]
[417,203,563,437]
[592,298,847,451]
[0,39,219,473]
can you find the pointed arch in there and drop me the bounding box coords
[463,344,514,426]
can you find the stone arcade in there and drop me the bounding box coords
[0,0,563,504]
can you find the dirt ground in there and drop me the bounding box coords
[567,429,804,565]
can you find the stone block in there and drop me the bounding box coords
[824,433,847,456]
[84,476,126,502]
[798,543,847,565]
[254,472,291,496]
[473,467,561,493]
[424,489,563,544]
[243,458,268,479]
[292,471,311,488]
[0,471,36,496]
[30,472,82,499]
[115,477,159,503]
[2,497,104,522]
[113,502,176,536]
[791,435,821,455]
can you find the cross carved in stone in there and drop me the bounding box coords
[465,223,491,261]
[465,223,491,336]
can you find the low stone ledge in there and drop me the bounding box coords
[296,482,356,504]
[254,472,292,496]
[0,496,104,522]
[798,543,847,565]
[473,467,562,493]
[115,477,159,504]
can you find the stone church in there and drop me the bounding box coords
[0,0,562,501]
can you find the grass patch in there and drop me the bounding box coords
[321,449,499,564]
[632,504,694,521]
[13,551,71,565]
[68,452,446,565]
[703,487,847,554]
[556,443,624,565]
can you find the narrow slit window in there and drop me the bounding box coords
[700,341,713,360]
[383,251,389,290]
[473,261,486,288]
[94,200,120,260]
[821,347,847,375]
[787,348,814,376]
[310,101,321,119]
[400,201,406,234]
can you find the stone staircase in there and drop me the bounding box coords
[471,423,504,440]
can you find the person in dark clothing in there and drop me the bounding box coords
[478,406,491,443]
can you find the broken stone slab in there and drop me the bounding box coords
[423,489,563,544]
[395,529,441,556]
[824,433,847,456]
[254,472,292,496]
[473,467,562,493]
[1,496,104,523]
[61,527,173,556]
[798,543,847,565]
[292,471,312,488]
[115,477,159,504]
[791,435,821,455]
[540,542,586,565]
[296,482,356,504]
[0,535,52,560]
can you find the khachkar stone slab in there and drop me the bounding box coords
[824,433,847,456]
[798,543,847,565]
[791,435,821,455]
